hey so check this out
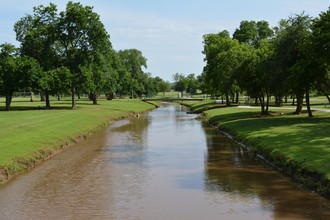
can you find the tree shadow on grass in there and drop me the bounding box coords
[0,105,72,111]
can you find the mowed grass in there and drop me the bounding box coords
[202,106,330,179]
[0,97,156,177]
[181,99,226,113]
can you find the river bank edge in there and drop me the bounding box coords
[181,102,330,199]
[0,100,159,185]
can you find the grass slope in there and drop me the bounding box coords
[180,99,226,113]
[0,97,156,182]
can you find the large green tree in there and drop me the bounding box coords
[311,7,330,103]
[203,31,242,104]
[236,41,274,114]
[118,49,147,98]
[233,20,273,47]
[0,44,41,111]
[14,3,59,108]
[57,1,111,109]
[273,13,313,116]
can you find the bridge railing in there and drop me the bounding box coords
[142,98,204,101]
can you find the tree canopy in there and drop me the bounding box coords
[202,8,330,116]
[0,1,169,111]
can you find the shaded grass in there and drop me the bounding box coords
[202,106,330,196]
[0,97,156,182]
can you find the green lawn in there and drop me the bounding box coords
[180,99,227,113]
[0,97,156,181]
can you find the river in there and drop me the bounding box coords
[0,103,329,219]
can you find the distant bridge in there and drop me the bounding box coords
[142,98,204,102]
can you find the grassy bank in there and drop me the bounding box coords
[180,100,226,113]
[0,97,157,183]
[184,100,330,197]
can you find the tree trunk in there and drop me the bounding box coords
[323,91,330,103]
[235,92,239,103]
[71,85,76,110]
[57,95,61,101]
[284,95,288,103]
[265,93,270,114]
[306,90,313,117]
[275,96,280,106]
[40,92,46,101]
[320,88,330,103]
[294,93,303,114]
[91,93,98,105]
[255,97,258,105]
[326,93,330,103]
[45,90,51,109]
[225,94,230,106]
[30,91,34,102]
[275,95,282,106]
[5,92,13,111]
[259,95,265,115]
[292,96,295,105]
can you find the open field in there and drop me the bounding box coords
[0,97,157,182]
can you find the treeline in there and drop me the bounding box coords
[0,2,170,111]
[201,9,330,117]
[171,73,202,97]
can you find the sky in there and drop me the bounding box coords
[0,0,329,82]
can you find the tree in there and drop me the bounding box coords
[311,7,330,103]
[172,73,188,97]
[14,3,59,108]
[118,49,147,98]
[202,31,242,104]
[273,13,313,116]
[186,73,198,95]
[236,42,274,114]
[82,43,116,104]
[233,20,273,47]
[153,77,170,96]
[57,1,111,109]
[0,44,41,111]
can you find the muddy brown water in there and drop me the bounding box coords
[0,103,329,220]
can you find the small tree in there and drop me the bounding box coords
[172,73,188,97]
[186,73,198,95]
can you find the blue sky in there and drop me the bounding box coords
[0,0,329,81]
